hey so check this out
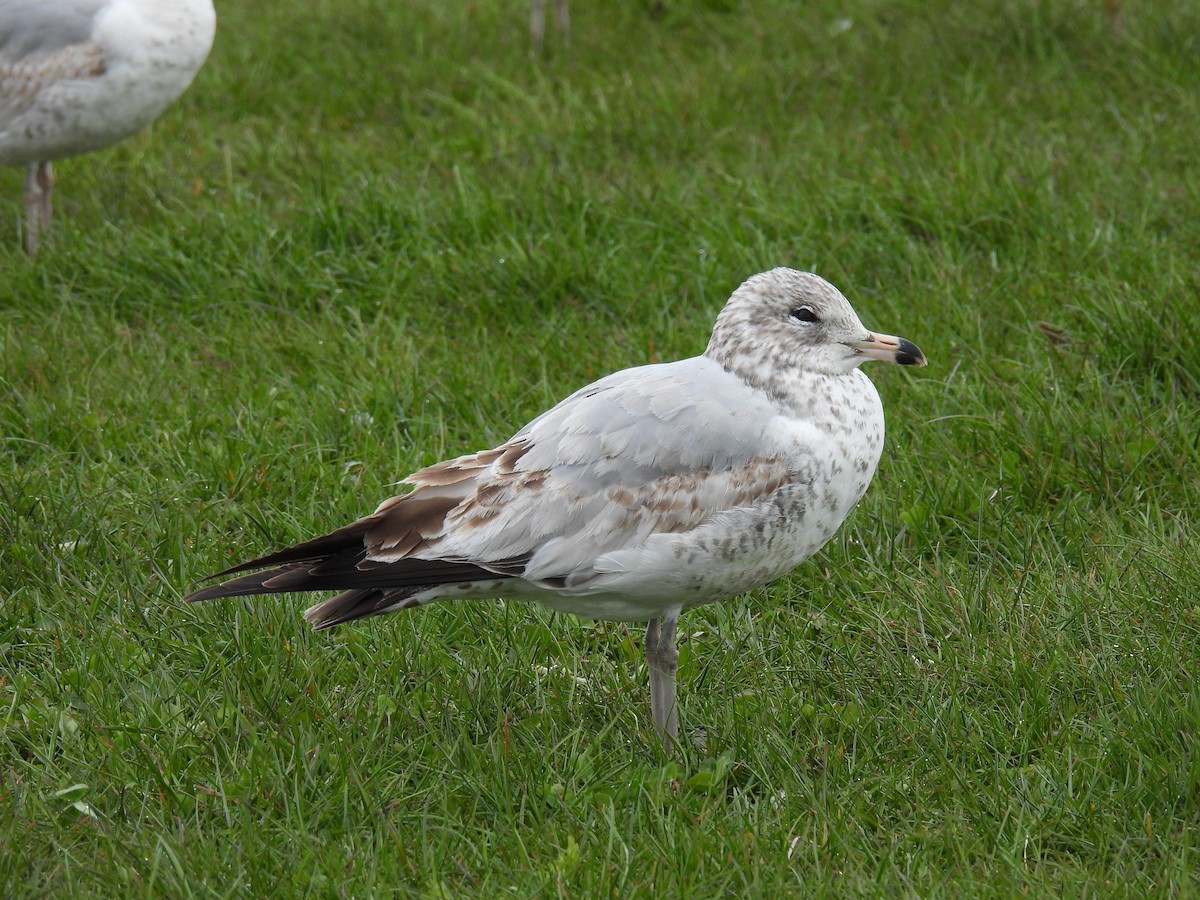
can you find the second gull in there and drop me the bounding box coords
[0,0,216,253]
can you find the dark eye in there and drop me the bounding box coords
[790,306,819,323]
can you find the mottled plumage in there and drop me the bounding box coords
[186,269,927,744]
[0,0,215,253]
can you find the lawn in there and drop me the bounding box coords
[2,0,1199,894]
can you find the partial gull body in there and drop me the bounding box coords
[186,269,927,745]
[0,0,216,253]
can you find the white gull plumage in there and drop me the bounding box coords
[186,269,927,745]
[0,0,216,253]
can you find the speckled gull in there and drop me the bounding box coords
[186,269,927,745]
[0,0,216,254]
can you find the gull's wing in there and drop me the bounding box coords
[187,356,824,616]
[0,0,107,134]
[0,0,105,59]
[368,356,820,586]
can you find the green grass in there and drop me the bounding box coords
[3,0,1199,893]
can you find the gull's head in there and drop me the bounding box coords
[705,268,927,378]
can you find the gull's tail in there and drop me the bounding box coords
[184,516,504,629]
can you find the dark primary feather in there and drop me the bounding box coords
[183,512,511,624]
[302,587,424,630]
[200,517,377,578]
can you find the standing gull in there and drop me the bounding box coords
[185,269,926,745]
[0,0,216,254]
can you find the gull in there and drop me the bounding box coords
[0,0,216,254]
[185,269,926,745]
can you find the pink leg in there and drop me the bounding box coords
[530,0,546,51]
[645,609,681,745]
[22,161,53,255]
[531,0,568,51]
[555,0,570,46]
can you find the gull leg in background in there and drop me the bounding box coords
[531,0,569,51]
[23,162,52,255]
[646,608,681,744]
[553,0,570,47]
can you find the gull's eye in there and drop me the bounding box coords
[790,306,819,323]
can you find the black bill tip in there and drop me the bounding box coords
[894,338,927,367]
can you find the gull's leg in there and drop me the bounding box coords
[23,161,53,256]
[554,0,570,46]
[645,608,681,744]
[530,0,546,51]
